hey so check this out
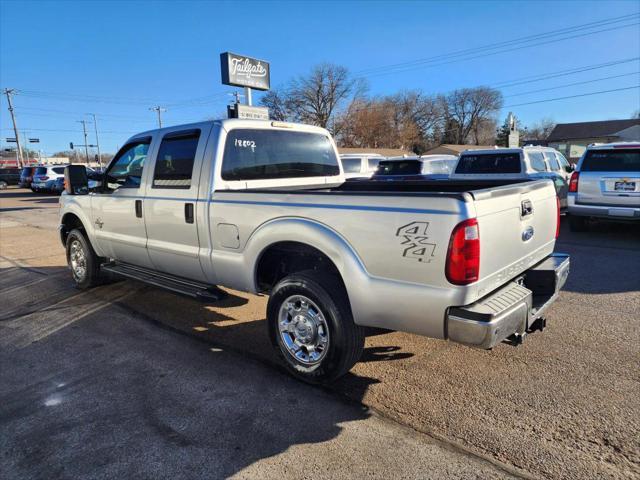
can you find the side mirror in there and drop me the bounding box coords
[64,165,89,195]
[564,165,574,173]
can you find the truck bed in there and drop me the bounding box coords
[237,178,533,196]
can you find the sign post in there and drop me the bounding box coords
[220,52,270,118]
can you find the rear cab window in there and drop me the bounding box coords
[376,160,422,175]
[341,158,362,173]
[221,129,339,181]
[52,167,65,174]
[455,153,522,174]
[581,149,640,172]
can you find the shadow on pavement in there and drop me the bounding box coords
[557,218,640,294]
[0,265,383,478]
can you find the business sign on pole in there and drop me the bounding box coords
[220,52,270,91]
[6,138,17,143]
[236,104,270,120]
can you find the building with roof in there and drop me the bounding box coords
[546,119,640,162]
[422,144,495,156]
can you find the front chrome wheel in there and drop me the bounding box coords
[278,295,330,365]
[69,239,87,282]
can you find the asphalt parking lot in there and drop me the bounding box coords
[1,187,638,479]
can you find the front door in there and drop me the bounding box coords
[91,137,155,268]
[143,127,209,281]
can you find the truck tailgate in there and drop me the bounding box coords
[470,180,557,300]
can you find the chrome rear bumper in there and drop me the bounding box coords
[447,253,570,349]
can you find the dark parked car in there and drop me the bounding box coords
[0,167,21,189]
[19,166,36,188]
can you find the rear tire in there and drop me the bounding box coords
[0,180,7,189]
[267,270,364,384]
[66,229,102,289]
[568,215,588,232]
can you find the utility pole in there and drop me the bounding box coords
[90,113,101,166]
[77,120,90,164]
[149,106,166,128]
[3,88,24,167]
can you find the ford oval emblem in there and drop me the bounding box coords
[522,226,535,242]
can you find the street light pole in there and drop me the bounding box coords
[77,120,90,164]
[91,113,101,166]
[149,106,166,128]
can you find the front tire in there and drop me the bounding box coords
[267,270,364,383]
[568,215,588,232]
[0,180,7,190]
[66,229,102,289]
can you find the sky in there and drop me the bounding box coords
[1,0,639,156]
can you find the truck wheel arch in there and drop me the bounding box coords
[248,218,368,300]
[60,212,86,246]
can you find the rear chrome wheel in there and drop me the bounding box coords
[278,295,330,365]
[267,270,364,383]
[0,180,7,190]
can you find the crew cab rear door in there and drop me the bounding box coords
[143,125,211,281]
[577,147,640,207]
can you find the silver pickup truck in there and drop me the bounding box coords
[59,119,569,382]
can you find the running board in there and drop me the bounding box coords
[101,262,227,302]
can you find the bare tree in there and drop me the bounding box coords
[524,118,556,140]
[441,87,503,144]
[286,63,365,129]
[260,89,290,121]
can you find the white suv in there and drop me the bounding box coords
[339,153,385,179]
[451,146,572,209]
[567,142,640,231]
[31,165,67,193]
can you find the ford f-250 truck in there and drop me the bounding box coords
[59,119,569,382]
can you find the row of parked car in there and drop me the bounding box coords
[342,146,572,204]
[341,142,639,231]
[8,164,103,194]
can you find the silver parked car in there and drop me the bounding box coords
[567,142,640,231]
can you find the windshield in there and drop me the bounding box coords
[341,158,362,173]
[375,160,422,175]
[455,153,521,174]
[581,149,640,172]
[222,129,339,181]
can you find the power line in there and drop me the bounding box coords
[503,71,640,97]
[503,85,640,108]
[494,57,640,88]
[358,20,640,78]
[356,14,639,76]
[357,13,638,75]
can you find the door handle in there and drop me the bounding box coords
[184,203,194,224]
[135,199,143,218]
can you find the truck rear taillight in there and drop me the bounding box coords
[568,171,579,192]
[556,196,561,239]
[446,218,480,285]
[39,176,49,181]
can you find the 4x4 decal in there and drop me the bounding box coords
[396,222,436,263]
